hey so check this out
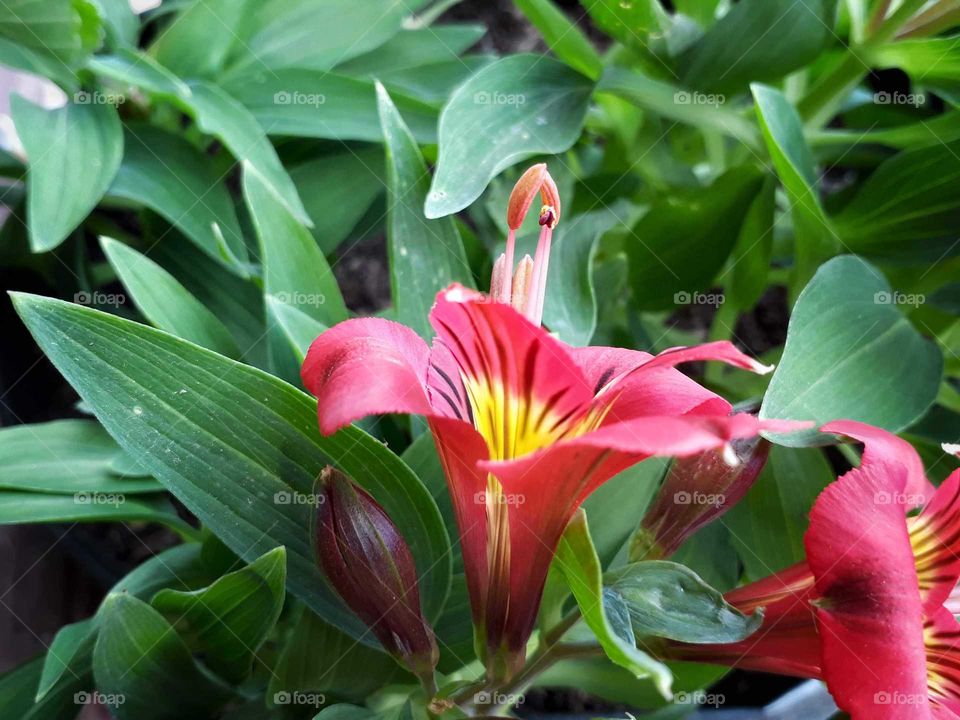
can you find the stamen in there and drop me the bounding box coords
[511,255,534,315]
[527,220,553,326]
[490,253,507,303]
[501,229,516,303]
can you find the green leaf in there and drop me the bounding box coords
[724,445,834,578]
[680,0,838,94]
[425,55,594,218]
[152,546,286,683]
[107,124,248,271]
[0,419,160,494]
[597,66,759,148]
[833,141,960,260]
[88,51,312,227]
[606,561,762,643]
[515,0,602,80]
[628,167,762,310]
[727,176,776,309]
[266,295,328,363]
[582,0,661,48]
[101,237,241,358]
[90,0,138,48]
[36,619,95,702]
[867,37,960,91]
[93,594,232,720]
[378,83,473,340]
[269,606,399,704]
[542,207,622,345]
[12,97,123,252]
[12,293,452,643]
[751,84,836,292]
[0,0,101,64]
[0,491,190,532]
[222,69,439,143]
[334,25,486,77]
[0,656,86,720]
[554,510,673,698]
[290,147,384,255]
[224,0,421,76]
[243,168,348,326]
[0,37,78,88]
[149,0,249,78]
[760,255,943,446]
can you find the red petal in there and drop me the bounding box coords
[637,341,774,375]
[568,345,731,421]
[927,607,960,717]
[822,420,935,506]
[910,470,960,612]
[805,458,930,720]
[302,318,433,435]
[429,285,594,461]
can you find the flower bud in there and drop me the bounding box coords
[314,466,438,681]
[631,438,771,560]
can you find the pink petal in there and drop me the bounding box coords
[822,420,935,506]
[302,318,433,435]
[805,457,930,720]
[910,470,960,612]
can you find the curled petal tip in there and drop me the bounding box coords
[750,359,775,375]
[944,443,960,457]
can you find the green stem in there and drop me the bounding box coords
[798,0,929,127]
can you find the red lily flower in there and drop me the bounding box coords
[302,165,797,681]
[668,420,960,719]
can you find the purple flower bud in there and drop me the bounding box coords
[633,438,770,560]
[314,466,438,681]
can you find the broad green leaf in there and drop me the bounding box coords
[554,510,672,698]
[752,84,836,292]
[0,656,86,720]
[628,167,762,310]
[313,706,378,720]
[425,55,594,218]
[290,147,384,255]
[88,51,311,227]
[268,606,399,704]
[376,55,496,106]
[833,141,960,260]
[222,70,439,143]
[12,293,452,643]
[0,37,78,88]
[244,168,348,326]
[378,83,473,340]
[606,561,762,643]
[760,255,942,446]
[223,0,423,76]
[680,0,838,94]
[36,620,95,702]
[726,176,776,309]
[266,295,328,363]
[107,124,248,271]
[12,97,123,252]
[724,445,834,578]
[542,207,623,345]
[0,491,190,532]
[515,0,602,80]
[0,0,101,64]
[153,546,286,683]
[598,66,759,148]
[334,25,486,76]
[150,0,249,78]
[0,419,159,494]
[101,237,241,358]
[582,0,661,47]
[93,594,232,720]
[90,0,138,48]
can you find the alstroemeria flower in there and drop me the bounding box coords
[668,420,960,719]
[302,165,798,681]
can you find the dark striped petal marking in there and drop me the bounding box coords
[910,471,960,612]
